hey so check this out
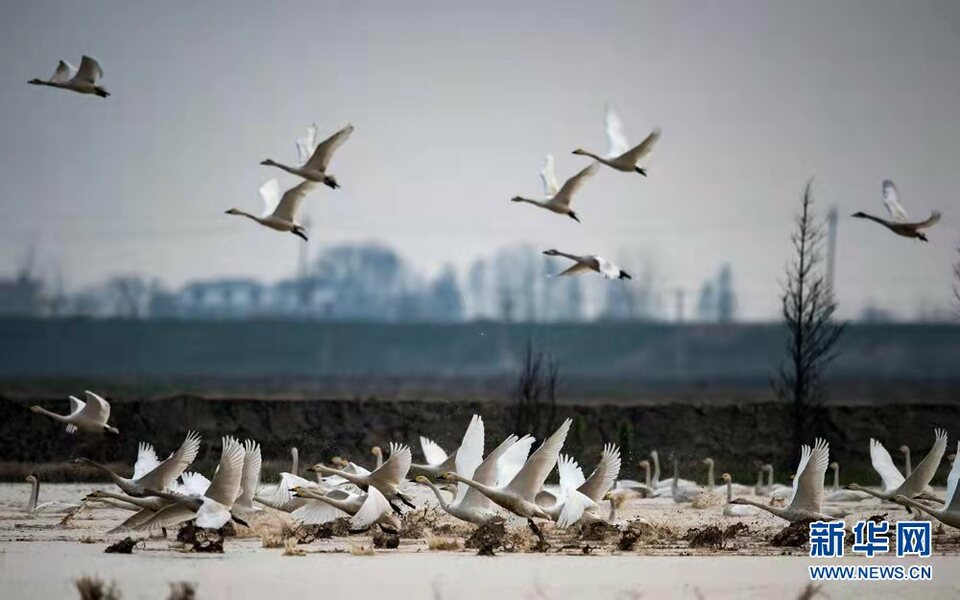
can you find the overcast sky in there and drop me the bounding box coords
[1,0,958,319]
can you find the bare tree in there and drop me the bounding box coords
[773,182,845,453]
[510,340,559,440]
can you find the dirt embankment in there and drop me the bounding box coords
[2,394,956,483]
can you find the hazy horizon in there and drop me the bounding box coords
[2,1,959,320]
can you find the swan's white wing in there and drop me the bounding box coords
[557,489,597,528]
[554,163,598,207]
[81,390,110,423]
[420,436,448,466]
[553,261,592,277]
[788,439,829,512]
[540,155,560,198]
[945,442,960,512]
[177,471,211,497]
[558,454,586,495]
[132,443,160,481]
[136,503,196,531]
[911,211,942,230]
[296,123,319,165]
[237,439,262,508]
[368,443,412,487]
[73,56,103,84]
[258,179,282,218]
[453,415,485,505]
[256,472,315,508]
[786,444,811,507]
[605,105,630,157]
[870,439,906,492]
[579,443,621,502]
[619,128,662,165]
[271,181,316,223]
[205,437,245,506]
[461,435,518,510]
[136,431,202,491]
[350,487,391,529]
[343,462,372,478]
[291,498,348,524]
[594,257,622,280]
[899,429,948,497]
[505,419,572,501]
[304,124,354,171]
[67,396,85,417]
[51,61,77,83]
[496,435,535,487]
[881,180,908,222]
[195,499,232,529]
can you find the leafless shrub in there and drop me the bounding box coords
[511,340,559,440]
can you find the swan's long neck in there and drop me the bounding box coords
[672,460,679,490]
[705,461,714,488]
[846,484,886,501]
[903,450,912,477]
[291,448,299,476]
[92,491,157,510]
[767,466,774,487]
[608,500,616,522]
[147,489,202,511]
[832,466,839,491]
[577,150,605,162]
[448,474,503,504]
[311,493,356,513]
[725,481,733,504]
[231,210,267,225]
[517,197,547,208]
[641,463,650,487]
[897,496,941,519]
[27,478,39,512]
[756,469,764,488]
[80,460,128,488]
[736,498,788,520]
[31,406,66,422]
[315,465,364,487]
[651,452,661,485]
[421,480,450,511]
[856,213,893,228]
[374,451,383,470]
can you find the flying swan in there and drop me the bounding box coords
[226,179,318,241]
[572,106,660,176]
[31,390,118,435]
[29,56,109,98]
[852,180,941,242]
[542,249,631,280]
[511,157,598,222]
[261,124,353,189]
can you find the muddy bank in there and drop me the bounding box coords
[2,394,956,483]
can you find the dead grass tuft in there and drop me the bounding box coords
[426,535,461,551]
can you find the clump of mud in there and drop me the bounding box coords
[465,517,508,555]
[617,518,672,551]
[771,520,813,547]
[167,582,197,600]
[314,518,352,539]
[400,507,442,539]
[373,529,400,549]
[176,523,225,553]
[74,576,121,600]
[104,537,138,554]
[579,520,620,542]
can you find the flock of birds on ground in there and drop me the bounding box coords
[28,56,945,285]
[25,391,960,544]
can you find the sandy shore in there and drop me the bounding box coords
[2,483,958,599]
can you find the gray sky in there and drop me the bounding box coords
[1,0,959,319]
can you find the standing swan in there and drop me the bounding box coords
[571,106,660,176]
[721,473,757,517]
[511,159,598,222]
[851,180,940,242]
[729,439,834,523]
[895,442,960,528]
[28,56,109,98]
[24,475,81,514]
[899,445,913,477]
[542,249,631,280]
[31,390,118,435]
[261,124,353,189]
[226,180,317,241]
[824,462,872,503]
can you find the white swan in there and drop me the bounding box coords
[895,442,960,528]
[139,436,249,530]
[232,439,262,516]
[764,464,793,501]
[261,124,353,189]
[30,390,118,435]
[538,443,621,527]
[572,106,660,176]
[226,179,317,241]
[852,180,941,242]
[292,485,400,532]
[439,418,572,532]
[847,430,948,503]
[702,458,751,495]
[728,439,835,523]
[823,462,872,503]
[310,442,414,510]
[649,450,696,489]
[75,431,202,497]
[409,417,482,480]
[28,56,109,98]
[23,475,81,514]
[84,490,170,532]
[542,249,631,280]
[721,473,757,517]
[511,159,597,222]
[671,458,709,504]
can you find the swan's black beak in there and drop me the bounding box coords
[634,167,647,176]
[619,271,632,280]
[568,212,580,223]
[293,229,308,242]
[917,233,928,242]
